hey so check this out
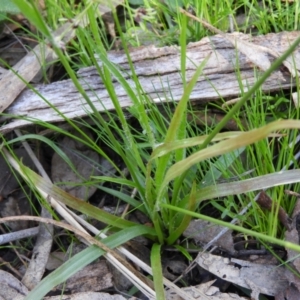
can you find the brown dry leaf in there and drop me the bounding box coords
[45,251,65,271]
[188,110,247,131]
[2,149,157,298]
[44,292,126,300]
[166,279,249,300]
[0,148,37,231]
[281,270,300,300]
[275,284,300,300]
[0,193,30,231]
[51,129,102,200]
[196,252,289,300]
[2,13,34,35]
[183,219,235,254]
[0,270,29,300]
[257,190,291,230]
[55,261,113,293]
[0,148,36,198]
[109,259,133,292]
[162,260,187,281]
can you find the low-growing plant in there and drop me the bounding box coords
[2,0,300,298]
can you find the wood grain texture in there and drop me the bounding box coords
[1,31,299,133]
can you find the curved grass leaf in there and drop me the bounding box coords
[26,225,151,300]
[3,149,156,235]
[196,169,300,202]
[149,56,210,243]
[13,0,50,36]
[151,131,242,159]
[32,170,154,233]
[166,182,197,245]
[161,120,300,190]
[92,176,139,188]
[161,203,300,253]
[98,186,147,214]
[150,243,165,300]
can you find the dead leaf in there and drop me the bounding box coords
[109,261,133,292]
[196,252,289,300]
[0,148,36,198]
[46,251,65,271]
[166,280,248,300]
[292,92,300,108]
[56,261,113,293]
[51,129,102,200]
[163,259,187,281]
[183,219,235,254]
[0,148,37,231]
[51,244,113,293]
[0,270,29,300]
[281,269,300,299]
[275,284,300,300]
[257,190,291,230]
[44,292,127,300]
[0,193,30,231]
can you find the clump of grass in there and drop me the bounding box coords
[2,0,300,298]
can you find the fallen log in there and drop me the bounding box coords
[1,31,300,133]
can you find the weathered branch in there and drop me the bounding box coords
[1,31,300,133]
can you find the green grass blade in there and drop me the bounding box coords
[198,32,300,151]
[13,0,51,36]
[26,225,151,300]
[196,169,300,202]
[163,120,300,186]
[166,182,197,245]
[146,55,209,243]
[98,186,147,213]
[150,243,165,300]
[200,147,246,187]
[164,56,210,144]
[153,55,210,210]
[151,132,241,159]
[92,176,138,188]
[30,170,153,232]
[161,203,300,253]
[26,246,104,300]
[2,150,156,234]
[180,12,187,89]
